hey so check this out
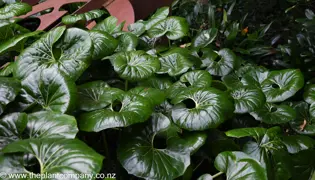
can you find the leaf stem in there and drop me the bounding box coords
[101,131,110,158]
[212,172,224,179]
[125,80,128,91]
[168,39,171,47]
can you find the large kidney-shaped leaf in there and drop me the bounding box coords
[109,50,160,81]
[171,87,234,130]
[0,113,27,150]
[128,20,146,36]
[62,9,106,25]
[261,69,304,103]
[116,32,138,52]
[157,48,193,76]
[145,7,169,30]
[129,87,165,106]
[282,135,315,154]
[214,151,267,180]
[15,26,92,81]
[192,28,218,48]
[1,138,103,177]
[93,16,125,36]
[79,92,152,132]
[139,77,173,90]
[0,77,20,115]
[250,103,296,124]
[290,102,315,135]
[89,30,118,60]
[303,84,315,104]
[77,81,123,111]
[148,16,189,40]
[21,68,76,113]
[0,2,31,19]
[202,48,238,76]
[230,86,265,114]
[118,113,206,180]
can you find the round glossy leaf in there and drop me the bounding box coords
[0,2,31,19]
[118,113,206,180]
[158,48,193,76]
[116,32,138,52]
[241,67,269,88]
[77,81,123,111]
[1,138,103,176]
[62,9,106,25]
[192,28,218,48]
[145,7,169,30]
[261,69,304,103]
[139,77,173,90]
[250,103,296,124]
[26,111,78,139]
[202,48,238,76]
[282,135,315,154]
[128,20,146,36]
[230,86,265,114]
[303,84,315,104]
[222,72,243,89]
[290,102,315,135]
[21,68,76,113]
[109,50,160,81]
[79,92,152,132]
[93,16,125,35]
[180,70,212,87]
[0,112,27,150]
[147,16,189,40]
[15,26,92,81]
[129,87,165,106]
[214,151,267,180]
[0,77,20,115]
[226,127,267,141]
[89,30,118,60]
[197,174,213,180]
[171,87,234,130]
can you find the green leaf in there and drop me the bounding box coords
[250,103,296,124]
[303,84,315,104]
[62,9,106,25]
[157,48,193,76]
[0,77,20,115]
[0,3,31,19]
[197,174,213,180]
[0,113,27,149]
[129,87,165,106]
[214,151,267,180]
[226,127,267,141]
[139,77,173,90]
[241,67,270,88]
[21,68,77,113]
[93,16,125,36]
[222,72,243,89]
[171,87,234,130]
[109,50,160,81]
[89,30,118,60]
[15,26,93,81]
[118,113,206,180]
[261,69,304,103]
[0,62,14,77]
[148,16,189,40]
[282,135,315,154]
[145,7,169,30]
[116,32,138,52]
[78,92,152,132]
[77,81,123,111]
[192,28,218,48]
[26,111,78,139]
[291,150,315,180]
[128,20,146,36]
[0,31,42,55]
[290,102,315,135]
[1,138,103,176]
[202,48,238,76]
[230,86,265,114]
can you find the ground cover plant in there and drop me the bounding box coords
[0,0,315,179]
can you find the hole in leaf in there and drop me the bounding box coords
[197,51,203,57]
[53,48,62,60]
[184,82,191,87]
[271,107,277,112]
[112,100,123,112]
[238,77,242,81]
[272,83,280,88]
[23,153,40,174]
[153,135,167,149]
[183,99,196,109]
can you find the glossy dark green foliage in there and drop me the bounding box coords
[0,1,314,180]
